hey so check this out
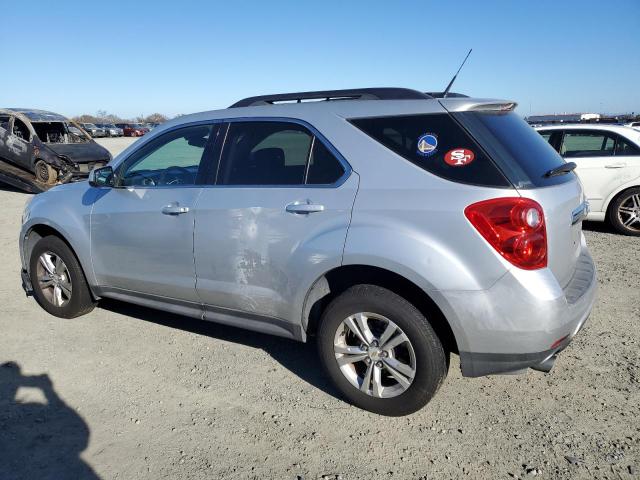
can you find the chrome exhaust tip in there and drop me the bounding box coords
[531,354,557,373]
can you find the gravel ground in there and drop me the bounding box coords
[0,138,638,479]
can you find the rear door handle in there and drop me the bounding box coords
[162,205,190,215]
[286,201,325,214]
[605,162,627,168]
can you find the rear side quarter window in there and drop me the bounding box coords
[615,135,640,156]
[349,114,510,188]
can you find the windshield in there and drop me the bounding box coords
[453,111,573,188]
[32,122,90,144]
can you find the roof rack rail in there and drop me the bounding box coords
[229,88,433,108]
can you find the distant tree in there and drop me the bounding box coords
[71,111,168,124]
[72,115,101,124]
[144,113,168,124]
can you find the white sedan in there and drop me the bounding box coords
[536,124,640,236]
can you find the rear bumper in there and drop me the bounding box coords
[458,311,589,376]
[444,238,597,377]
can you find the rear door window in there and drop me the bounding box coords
[561,131,615,158]
[306,140,345,184]
[217,122,312,186]
[350,114,510,188]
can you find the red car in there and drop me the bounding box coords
[115,123,148,137]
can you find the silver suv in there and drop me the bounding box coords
[19,88,597,415]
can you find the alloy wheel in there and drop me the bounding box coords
[36,252,72,307]
[333,312,417,398]
[617,192,640,232]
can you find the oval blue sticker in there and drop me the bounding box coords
[417,133,438,157]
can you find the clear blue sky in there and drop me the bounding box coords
[1,0,638,119]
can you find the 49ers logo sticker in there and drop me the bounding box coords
[444,148,475,167]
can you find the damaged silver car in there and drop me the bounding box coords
[0,109,111,185]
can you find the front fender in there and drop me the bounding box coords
[20,183,97,285]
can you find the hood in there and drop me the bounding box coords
[45,141,111,164]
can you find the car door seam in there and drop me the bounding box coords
[340,170,361,265]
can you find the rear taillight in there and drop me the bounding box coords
[465,197,547,270]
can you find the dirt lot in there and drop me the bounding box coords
[1,138,639,479]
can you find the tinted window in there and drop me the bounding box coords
[119,124,213,187]
[350,113,510,188]
[217,122,312,185]
[615,136,640,156]
[306,140,344,184]
[455,112,571,188]
[561,131,615,158]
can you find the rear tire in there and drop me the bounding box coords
[317,285,447,416]
[608,187,640,236]
[34,160,58,185]
[29,235,96,318]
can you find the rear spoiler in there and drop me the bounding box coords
[438,98,517,113]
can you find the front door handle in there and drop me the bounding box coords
[162,205,190,215]
[605,162,627,169]
[286,201,325,214]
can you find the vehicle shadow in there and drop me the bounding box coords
[582,220,617,234]
[0,361,100,480]
[98,299,342,402]
[0,183,31,194]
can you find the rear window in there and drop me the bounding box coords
[454,111,572,188]
[350,114,510,188]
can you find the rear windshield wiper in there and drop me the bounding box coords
[544,162,577,178]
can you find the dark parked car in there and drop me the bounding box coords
[115,123,147,137]
[0,109,111,184]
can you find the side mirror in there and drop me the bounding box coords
[89,165,114,187]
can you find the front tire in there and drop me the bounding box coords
[608,187,640,236]
[317,285,447,416]
[34,160,58,185]
[29,235,96,318]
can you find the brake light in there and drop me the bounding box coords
[465,197,547,270]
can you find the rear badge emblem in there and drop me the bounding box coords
[444,148,475,166]
[417,133,438,157]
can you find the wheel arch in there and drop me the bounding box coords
[604,182,640,219]
[23,222,98,299]
[302,264,460,354]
